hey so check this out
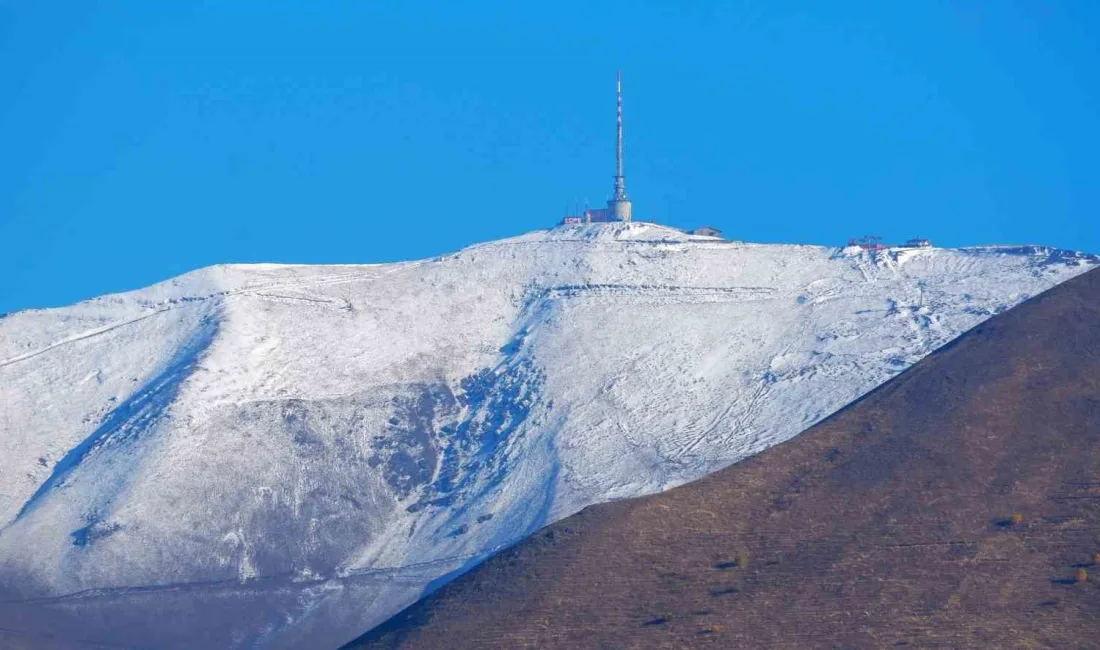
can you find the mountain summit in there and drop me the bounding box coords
[0,223,1096,648]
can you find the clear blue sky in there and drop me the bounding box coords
[2,1,1098,313]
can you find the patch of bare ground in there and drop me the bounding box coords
[346,267,1100,649]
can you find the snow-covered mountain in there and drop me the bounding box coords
[0,222,1095,649]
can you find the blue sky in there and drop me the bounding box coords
[2,1,1098,313]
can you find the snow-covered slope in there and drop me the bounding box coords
[0,223,1095,649]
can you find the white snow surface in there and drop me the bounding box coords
[0,222,1095,648]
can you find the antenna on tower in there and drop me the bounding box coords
[613,70,625,200]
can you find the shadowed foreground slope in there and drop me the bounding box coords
[348,267,1100,649]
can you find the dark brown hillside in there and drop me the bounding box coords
[347,268,1100,650]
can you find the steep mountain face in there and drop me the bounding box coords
[347,266,1100,650]
[0,223,1095,649]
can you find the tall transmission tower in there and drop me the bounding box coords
[613,71,627,202]
[608,70,632,221]
[557,71,633,224]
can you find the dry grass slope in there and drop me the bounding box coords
[347,268,1100,650]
